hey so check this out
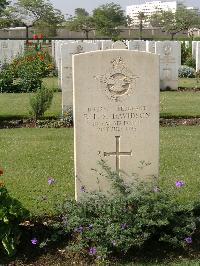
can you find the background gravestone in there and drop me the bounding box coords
[102,40,113,50]
[0,40,24,66]
[196,42,200,71]
[61,42,99,114]
[155,41,181,91]
[192,41,197,58]
[73,50,160,200]
[185,41,190,48]
[128,40,146,51]
[112,41,127,49]
[146,41,156,53]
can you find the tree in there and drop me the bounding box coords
[66,8,94,39]
[13,0,64,36]
[75,8,89,17]
[0,0,22,29]
[126,15,133,38]
[0,0,9,15]
[138,12,145,40]
[93,3,126,38]
[150,4,200,40]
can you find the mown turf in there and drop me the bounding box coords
[0,92,61,120]
[0,128,74,216]
[160,91,200,118]
[0,90,200,120]
[159,125,200,204]
[178,77,200,89]
[0,126,199,216]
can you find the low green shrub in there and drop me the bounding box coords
[0,49,55,93]
[178,65,196,78]
[0,66,15,93]
[17,62,43,92]
[56,161,198,262]
[30,86,54,120]
[12,49,54,79]
[181,42,196,68]
[0,180,29,257]
[185,56,196,69]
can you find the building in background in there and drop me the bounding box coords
[126,1,177,27]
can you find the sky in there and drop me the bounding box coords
[50,0,200,16]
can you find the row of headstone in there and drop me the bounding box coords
[0,40,25,66]
[73,49,160,199]
[52,40,181,114]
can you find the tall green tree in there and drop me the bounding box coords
[0,0,8,14]
[93,2,126,38]
[13,0,64,36]
[66,8,94,39]
[0,0,12,28]
[75,8,89,17]
[150,4,200,40]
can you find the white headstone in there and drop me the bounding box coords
[102,40,113,50]
[192,41,197,58]
[73,50,160,199]
[155,41,181,91]
[146,41,156,53]
[128,40,146,51]
[0,40,24,68]
[185,41,190,48]
[112,41,127,49]
[196,42,200,71]
[61,42,99,114]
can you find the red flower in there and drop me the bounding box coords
[0,168,3,176]
[33,34,38,40]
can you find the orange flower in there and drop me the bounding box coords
[38,54,44,61]
[0,168,3,176]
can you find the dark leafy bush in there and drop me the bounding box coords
[57,161,197,262]
[178,65,196,78]
[30,86,54,119]
[185,56,196,69]
[0,49,55,93]
[13,49,54,92]
[12,49,55,79]
[0,66,15,93]
[17,62,43,92]
[0,182,29,257]
[181,42,196,68]
[181,42,190,65]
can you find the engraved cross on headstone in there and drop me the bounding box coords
[104,136,132,174]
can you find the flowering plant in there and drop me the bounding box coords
[57,161,198,262]
[0,168,29,257]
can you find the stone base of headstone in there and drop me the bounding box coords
[160,80,178,91]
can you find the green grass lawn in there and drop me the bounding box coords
[178,78,200,89]
[0,90,200,120]
[0,77,61,120]
[0,92,61,120]
[0,128,74,216]
[0,126,199,216]
[43,76,58,90]
[160,91,200,118]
